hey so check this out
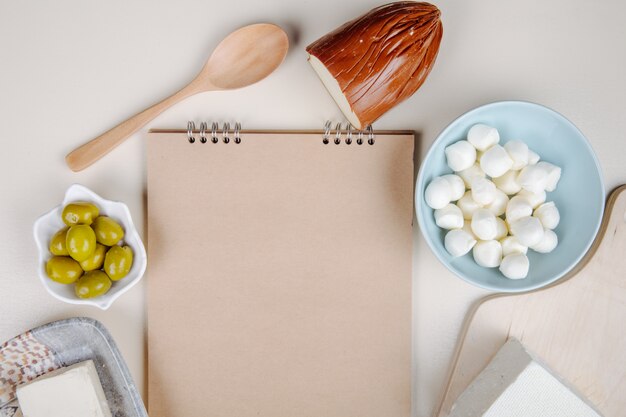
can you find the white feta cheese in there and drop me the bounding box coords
[17,360,112,417]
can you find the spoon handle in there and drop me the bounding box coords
[65,83,202,171]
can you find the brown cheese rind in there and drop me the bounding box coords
[306,2,443,129]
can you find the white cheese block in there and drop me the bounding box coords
[448,338,602,417]
[16,360,112,417]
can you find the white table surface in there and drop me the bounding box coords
[1,0,624,415]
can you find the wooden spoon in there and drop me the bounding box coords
[66,23,289,171]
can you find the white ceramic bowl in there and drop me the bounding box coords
[33,184,147,309]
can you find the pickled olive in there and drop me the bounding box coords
[46,256,83,284]
[104,245,133,281]
[62,202,99,226]
[49,227,69,256]
[79,243,107,271]
[75,270,112,299]
[66,225,96,262]
[92,216,124,246]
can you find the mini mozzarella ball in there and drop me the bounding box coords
[462,220,475,236]
[471,177,497,205]
[495,217,508,240]
[471,208,498,240]
[504,140,530,170]
[537,161,562,192]
[510,216,544,247]
[530,229,558,253]
[506,196,533,224]
[467,124,500,151]
[445,140,477,172]
[441,174,466,202]
[493,170,522,195]
[457,163,486,188]
[472,240,503,268]
[517,189,547,209]
[458,191,483,220]
[528,149,540,165]
[517,164,548,194]
[480,144,514,178]
[500,236,528,256]
[425,177,452,209]
[445,229,477,257]
[499,253,530,279]
[534,202,560,229]
[485,189,509,216]
[435,204,464,230]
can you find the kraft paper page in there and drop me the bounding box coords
[147,131,414,417]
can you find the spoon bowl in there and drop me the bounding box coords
[66,23,289,171]
[203,23,289,90]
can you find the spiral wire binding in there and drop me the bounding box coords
[322,121,374,145]
[323,121,332,144]
[199,122,207,143]
[211,123,219,143]
[187,120,374,145]
[234,123,241,144]
[187,121,196,143]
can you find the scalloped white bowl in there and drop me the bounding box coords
[33,184,147,309]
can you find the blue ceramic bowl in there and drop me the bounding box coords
[416,101,604,292]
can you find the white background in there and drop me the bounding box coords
[1,0,625,416]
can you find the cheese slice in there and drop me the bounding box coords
[449,338,602,417]
[16,360,112,417]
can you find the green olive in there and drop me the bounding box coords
[62,202,99,226]
[66,225,96,262]
[46,256,83,284]
[104,245,133,281]
[79,243,107,271]
[92,216,124,246]
[49,227,69,256]
[75,270,111,299]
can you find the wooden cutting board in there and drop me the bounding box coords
[436,185,626,417]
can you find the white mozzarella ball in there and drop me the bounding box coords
[510,216,544,247]
[471,208,498,240]
[461,220,475,237]
[505,195,533,223]
[480,145,514,178]
[458,191,483,220]
[445,229,477,257]
[517,165,549,194]
[425,177,452,209]
[517,189,547,209]
[495,217,508,240]
[435,204,464,230]
[472,240,503,268]
[537,161,562,192]
[441,174,466,202]
[467,124,500,151]
[471,177,497,205]
[527,149,540,165]
[534,202,560,229]
[493,170,522,195]
[530,229,558,253]
[504,140,529,170]
[445,140,477,172]
[485,189,509,216]
[499,253,530,279]
[457,163,486,188]
[500,236,528,256]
